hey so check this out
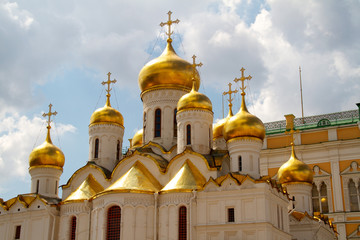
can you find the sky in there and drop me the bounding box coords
[0,0,359,200]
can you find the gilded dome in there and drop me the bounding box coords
[29,130,65,169]
[131,129,143,148]
[177,87,212,112]
[213,108,233,139]
[278,144,313,184]
[90,100,124,127]
[223,95,265,141]
[138,42,200,94]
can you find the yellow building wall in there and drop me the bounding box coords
[339,159,360,172]
[338,127,360,140]
[346,223,360,236]
[267,136,289,149]
[301,131,328,145]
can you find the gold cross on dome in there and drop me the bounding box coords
[42,103,57,129]
[191,55,203,79]
[159,11,180,42]
[234,67,252,95]
[102,72,117,96]
[223,82,238,108]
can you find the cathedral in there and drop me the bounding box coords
[1,11,359,240]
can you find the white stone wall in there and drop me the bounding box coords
[227,137,263,179]
[0,203,58,240]
[29,167,62,198]
[141,89,188,150]
[197,181,291,240]
[285,183,312,214]
[88,123,124,171]
[91,193,155,240]
[177,109,213,154]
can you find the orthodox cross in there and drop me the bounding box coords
[190,55,202,88]
[102,72,117,101]
[160,11,180,42]
[234,67,252,95]
[42,103,57,129]
[223,83,238,109]
[284,114,299,146]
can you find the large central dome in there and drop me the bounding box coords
[138,42,200,94]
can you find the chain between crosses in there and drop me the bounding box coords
[223,83,238,109]
[159,11,180,42]
[43,103,57,130]
[234,67,252,95]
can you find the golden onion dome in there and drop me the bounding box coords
[177,84,212,112]
[90,99,124,127]
[213,108,233,139]
[223,94,265,141]
[278,144,313,184]
[131,129,143,148]
[29,129,65,169]
[138,41,200,94]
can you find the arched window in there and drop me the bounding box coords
[70,216,76,240]
[312,184,320,212]
[174,109,177,137]
[94,138,99,158]
[55,181,58,195]
[320,182,329,213]
[116,140,120,160]
[107,206,121,240]
[143,112,146,139]
[349,179,359,211]
[312,182,329,213]
[155,109,161,137]
[36,180,39,194]
[186,124,191,145]
[179,206,187,240]
[238,156,242,172]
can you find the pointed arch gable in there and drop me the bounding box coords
[167,148,217,176]
[61,164,110,200]
[111,152,167,185]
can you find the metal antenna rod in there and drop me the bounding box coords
[299,66,305,124]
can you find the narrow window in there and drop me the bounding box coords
[107,206,121,240]
[312,184,320,212]
[174,109,177,137]
[179,206,187,240]
[15,225,21,239]
[186,124,191,145]
[143,112,146,139]
[227,208,235,222]
[46,179,49,193]
[70,216,76,240]
[94,138,99,158]
[155,109,161,137]
[320,182,329,213]
[238,156,242,172]
[36,180,39,194]
[116,140,120,160]
[55,181,58,195]
[349,179,359,211]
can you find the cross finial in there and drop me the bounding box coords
[102,72,117,107]
[42,103,57,130]
[160,11,180,43]
[234,67,252,96]
[223,83,238,110]
[190,55,203,88]
[284,114,299,146]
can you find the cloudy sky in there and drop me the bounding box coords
[0,0,359,200]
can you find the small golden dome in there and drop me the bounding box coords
[213,108,233,139]
[278,144,313,184]
[177,86,212,112]
[131,129,143,148]
[223,95,265,141]
[138,42,200,93]
[90,101,124,127]
[29,130,65,169]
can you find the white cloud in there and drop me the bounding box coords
[0,113,75,195]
